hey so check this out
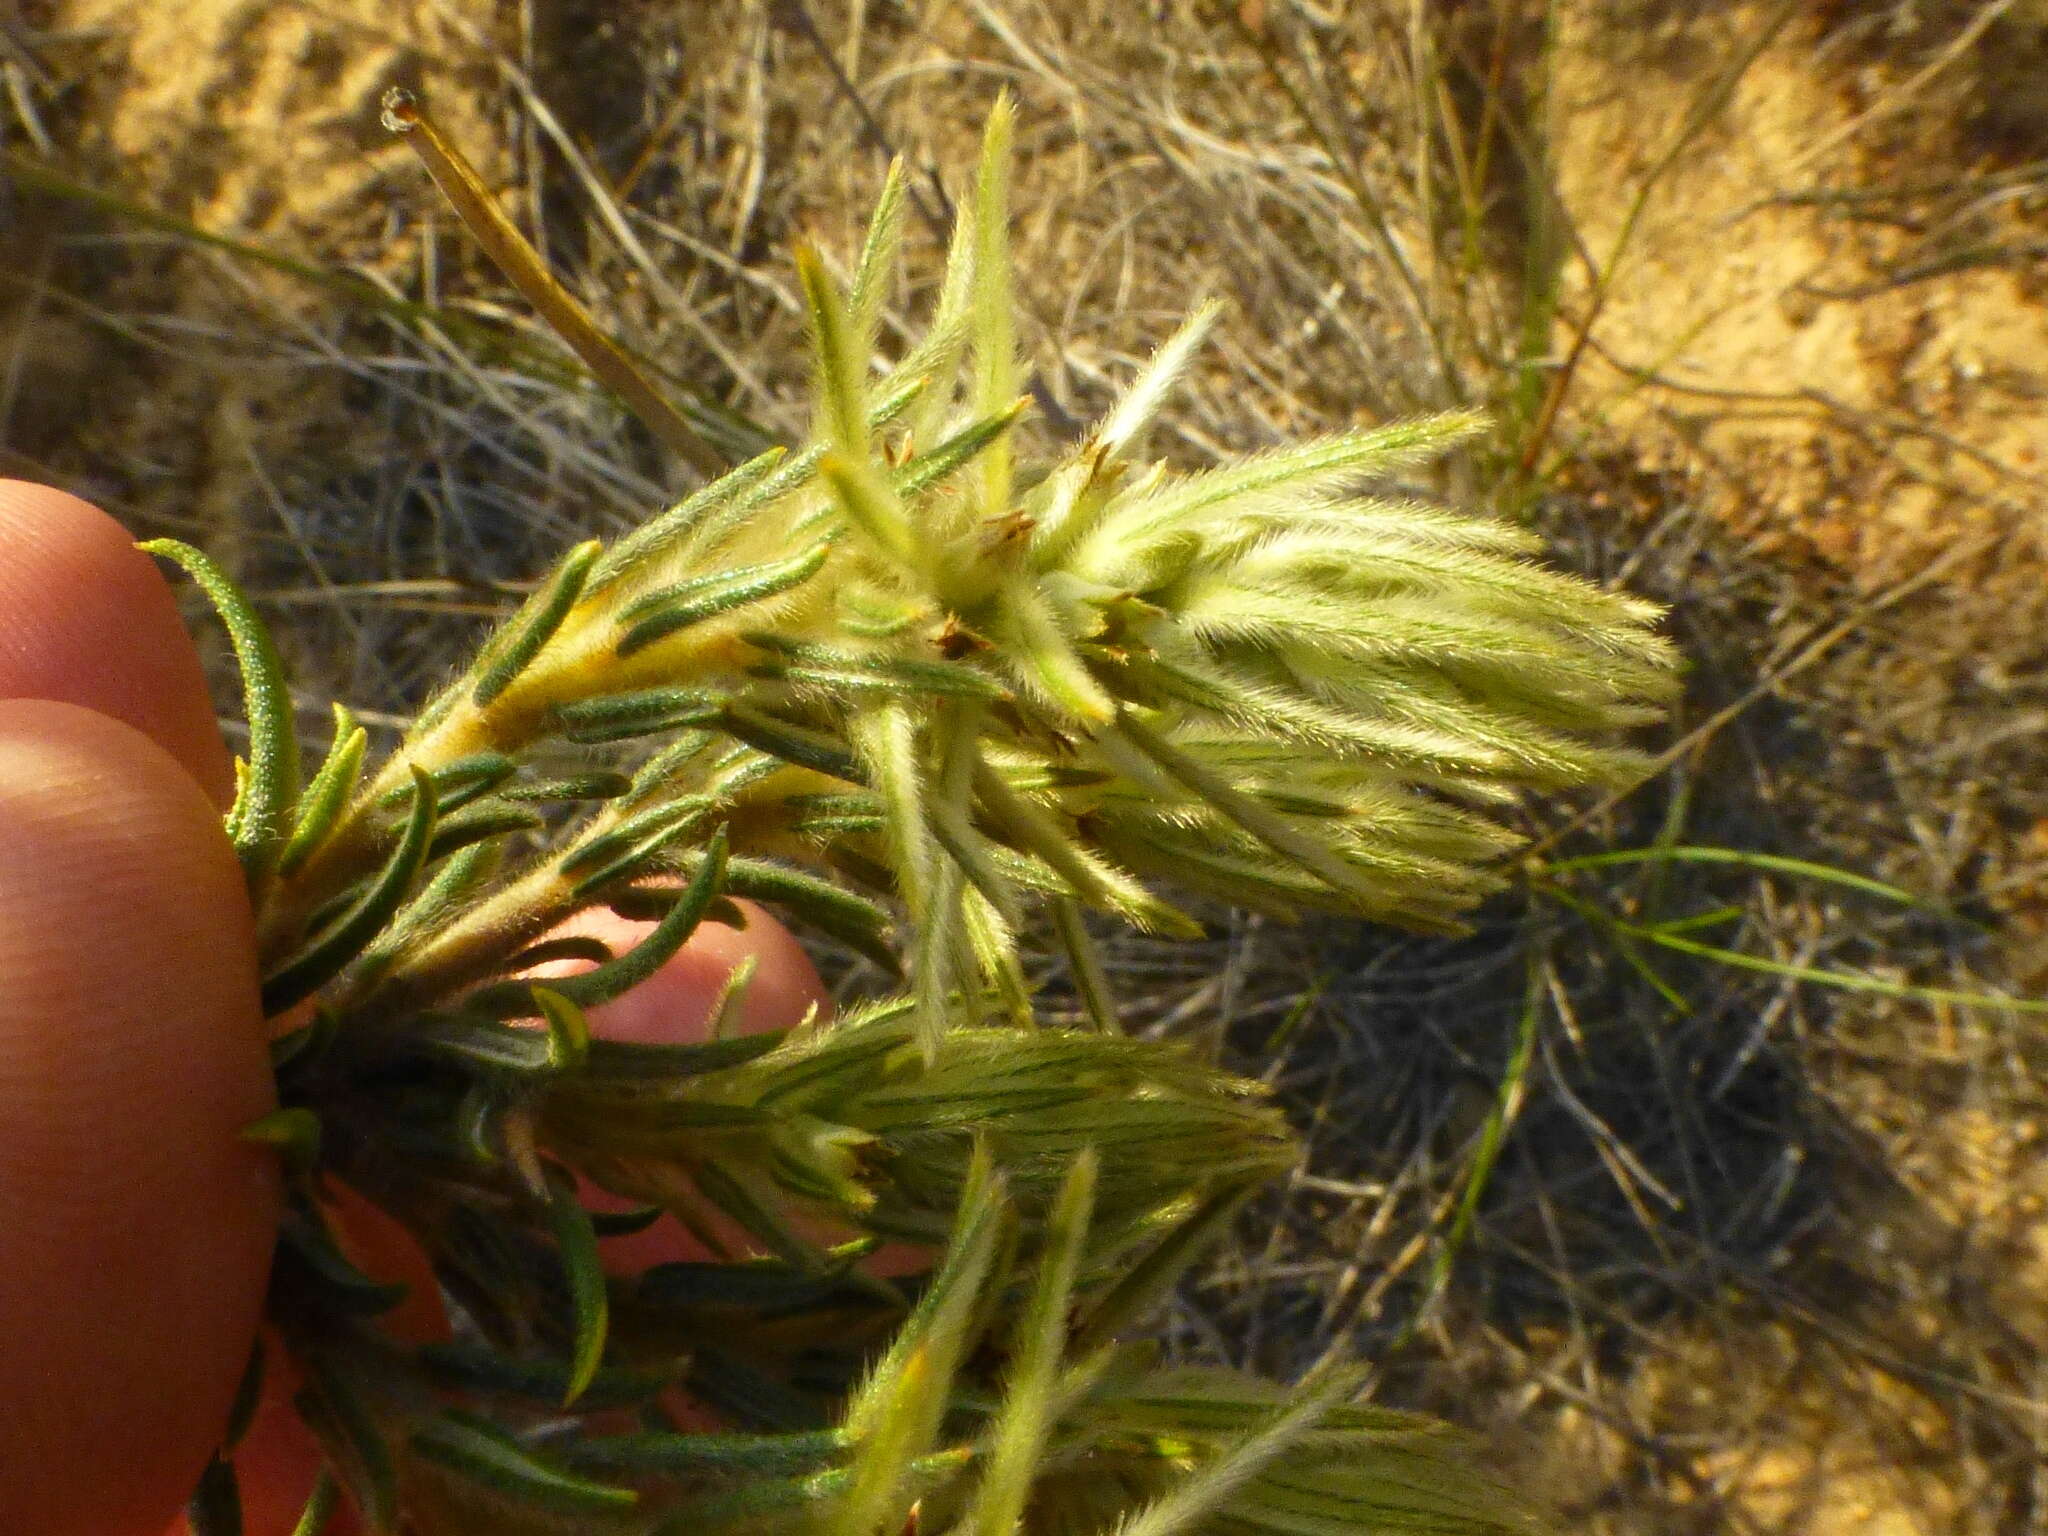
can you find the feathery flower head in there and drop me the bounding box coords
[361,96,1674,1045]
[146,90,1666,1535]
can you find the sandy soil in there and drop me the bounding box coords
[1549,1,2048,572]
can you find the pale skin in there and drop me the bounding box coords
[0,481,829,1536]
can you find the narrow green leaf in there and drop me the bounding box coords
[1112,714,1381,909]
[1651,905,1747,935]
[185,1456,242,1536]
[666,1452,975,1534]
[685,1345,836,1432]
[427,804,543,861]
[275,1208,411,1317]
[567,1427,848,1477]
[222,1336,266,1454]
[799,242,870,454]
[376,751,515,813]
[456,1084,503,1164]
[1539,843,1941,910]
[589,1204,665,1237]
[260,766,438,1016]
[1116,1367,1370,1536]
[409,1411,639,1513]
[532,986,591,1070]
[911,857,971,1058]
[722,705,866,783]
[970,758,1198,937]
[553,688,727,744]
[410,1012,560,1071]
[362,840,501,971]
[543,827,729,1009]
[1085,412,1487,556]
[583,1028,784,1081]
[587,446,788,593]
[501,770,632,803]
[238,1107,321,1169]
[820,450,922,571]
[1420,959,1543,1322]
[1051,897,1117,1029]
[294,1356,398,1532]
[225,756,251,845]
[722,856,899,975]
[748,644,1009,702]
[1099,297,1226,453]
[139,539,298,879]
[279,706,366,877]
[999,574,1117,723]
[969,92,1019,517]
[507,936,614,971]
[635,1255,863,1309]
[971,1150,1097,1536]
[850,701,935,922]
[1549,886,2048,1015]
[562,796,715,878]
[846,1144,1002,1445]
[704,952,757,1041]
[268,1005,338,1072]
[1075,1189,1250,1356]
[472,538,601,706]
[616,540,834,657]
[850,157,908,363]
[288,1470,339,1536]
[837,1147,1005,1536]
[892,399,1028,500]
[544,1163,609,1406]
[691,1159,833,1272]
[417,1341,666,1409]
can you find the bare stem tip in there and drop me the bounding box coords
[380,86,420,135]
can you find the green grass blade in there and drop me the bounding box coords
[1539,843,1941,910]
[1417,956,1542,1326]
[1544,881,2048,1015]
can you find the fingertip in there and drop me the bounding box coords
[0,480,235,805]
[0,700,278,1536]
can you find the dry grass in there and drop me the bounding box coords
[8,2,2048,1532]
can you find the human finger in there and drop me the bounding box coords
[0,700,277,1536]
[0,481,235,805]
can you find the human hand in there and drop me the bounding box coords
[0,482,829,1535]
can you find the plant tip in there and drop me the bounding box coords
[379,85,419,135]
